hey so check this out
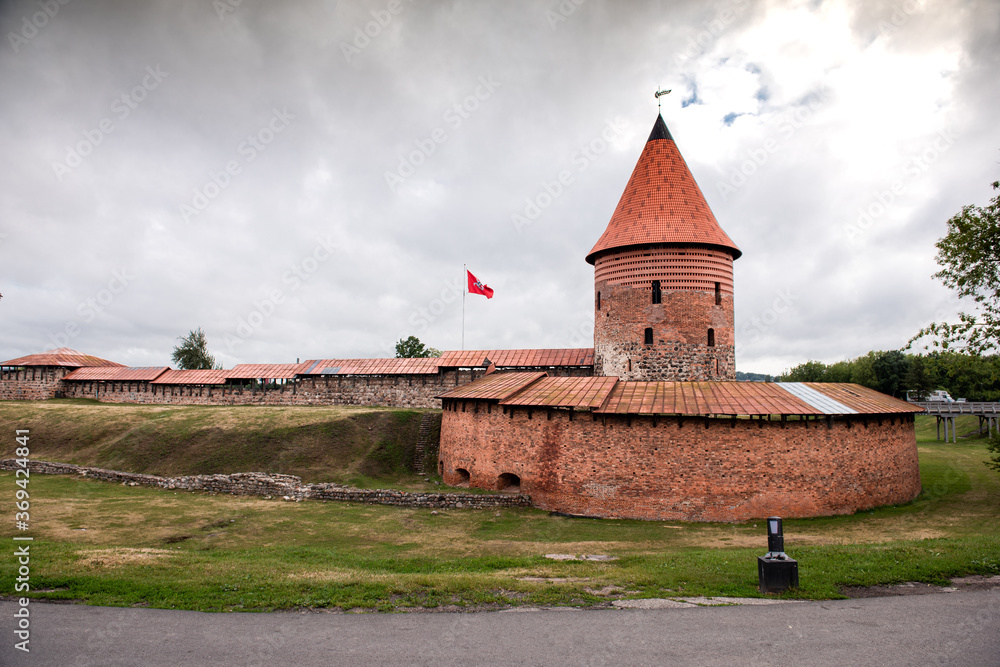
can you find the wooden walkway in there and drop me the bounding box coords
[910,401,1000,442]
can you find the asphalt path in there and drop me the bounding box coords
[1,591,998,666]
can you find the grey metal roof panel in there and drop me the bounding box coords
[778,382,858,415]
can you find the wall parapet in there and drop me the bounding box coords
[0,459,531,510]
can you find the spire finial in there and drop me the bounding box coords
[655,87,672,112]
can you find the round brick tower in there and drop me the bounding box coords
[587,114,741,381]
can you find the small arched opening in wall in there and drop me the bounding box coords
[707,328,716,347]
[644,327,653,345]
[497,472,521,492]
[455,468,471,487]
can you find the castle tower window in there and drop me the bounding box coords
[715,282,721,306]
[498,473,521,491]
[651,280,661,304]
[644,327,653,345]
[708,328,716,347]
[596,291,601,310]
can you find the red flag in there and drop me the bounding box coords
[467,269,494,299]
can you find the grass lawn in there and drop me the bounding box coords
[0,400,433,485]
[0,410,998,612]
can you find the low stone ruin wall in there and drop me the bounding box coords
[0,459,531,510]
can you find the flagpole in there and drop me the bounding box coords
[462,264,466,350]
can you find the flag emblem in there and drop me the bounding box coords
[467,270,494,299]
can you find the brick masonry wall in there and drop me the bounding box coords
[0,459,531,510]
[0,367,70,400]
[52,369,492,408]
[594,283,735,381]
[439,404,921,521]
[2,366,591,408]
[593,245,736,382]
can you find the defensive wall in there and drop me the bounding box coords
[438,373,923,522]
[0,367,72,401]
[56,369,485,408]
[0,348,594,409]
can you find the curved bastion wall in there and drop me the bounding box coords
[439,404,921,522]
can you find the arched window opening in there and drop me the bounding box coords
[708,328,716,347]
[644,327,653,345]
[498,473,521,492]
[715,282,722,306]
[651,280,661,305]
[596,291,601,310]
[455,468,471,487]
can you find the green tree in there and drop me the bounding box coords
[825,360,853,383]
[910,179,1000,354]
[928,351,1000,401]
[780,360,827,382]
[871,350,910,398]
[903,354,933,401]
[987,432,1000,473]
[395,336,440,358]
[849,352,878,389]
[171,327,219,370]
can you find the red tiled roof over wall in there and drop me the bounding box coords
[441,373,922,417]
[438,372,546,401]
[500,376,618,409]
[151,369,228,385]
[586,115,741,264]
[439,349,594,368]
[298,358,443,375]
[0,348,124,368]
[63,367,169,382]
[226,363,311,380]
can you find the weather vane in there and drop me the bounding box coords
[655,87,671,111]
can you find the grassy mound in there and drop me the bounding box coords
[0,400,438,484]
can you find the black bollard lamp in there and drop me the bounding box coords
[758,516,799,594]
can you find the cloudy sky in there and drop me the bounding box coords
[2,0,998,375]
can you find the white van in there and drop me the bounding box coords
[926,390,955,402]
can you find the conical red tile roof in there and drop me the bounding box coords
[586,115,740,264]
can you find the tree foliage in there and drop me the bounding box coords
[987,433,1000,473]
[909,179,1000,354]
[171,327,219,370]
[735,371,775,382]
[780,350,1000,401]
[394,336,440,358]
[781,360,827,383]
